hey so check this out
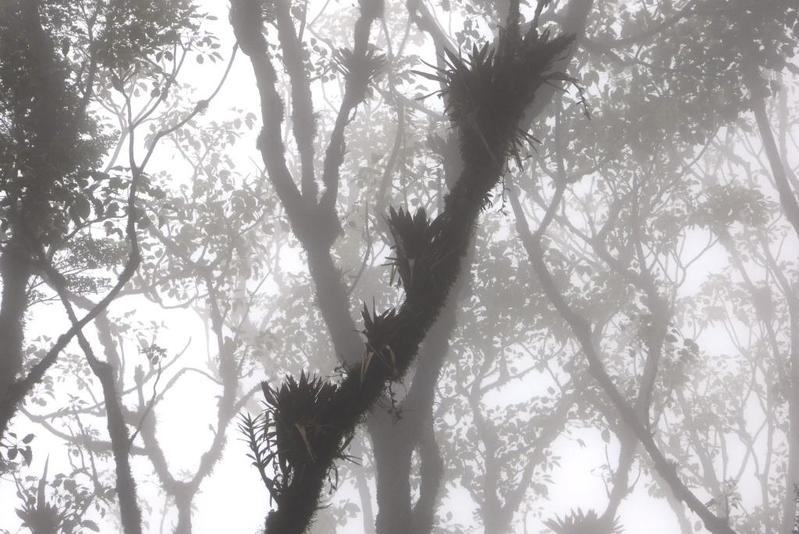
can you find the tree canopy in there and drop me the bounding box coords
[0,0,797,533]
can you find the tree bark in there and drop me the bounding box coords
[782,308,799,534]
[742,55,799,241]
[233,2,573,529]
[371,410,414,534]
[0,0,68,437]
[740,40,799,534]
[48,276,143,534]
[0,234,31,433]
[174,487,193,534]
[371,247,470,534]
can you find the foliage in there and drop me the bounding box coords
[1,0,798,532]
[250,373,349,504]
[544,508,622,534]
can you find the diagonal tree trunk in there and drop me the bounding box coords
[509,184,739,534]
[366,3,594,532]
[232,0,574,530]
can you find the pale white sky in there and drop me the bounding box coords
[2,1,795,533]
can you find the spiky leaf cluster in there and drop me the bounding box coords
[418,27,573,167]
[360,304,400,364]
[237,6,576,530]
[333,45,386,104]
[386,207,442,292]
[242,373,345,504]
[544,508,623,534]
[263,373,339,468]
[15,500,62,534]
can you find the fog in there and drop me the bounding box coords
[0,1,797,533]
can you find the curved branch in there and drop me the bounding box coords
[509,186,738,534]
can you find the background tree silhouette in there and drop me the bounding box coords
[0,1,797,533]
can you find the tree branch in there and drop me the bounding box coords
[509,185,738,534]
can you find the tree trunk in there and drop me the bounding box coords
[781,308,799,534]
[665,487,695,534]
[741,44,799,241]
[371,411,414,534]
[740,40,799,534]
[97,359,143,534]
[0,233,31,436]
[353,439,377,534]
[370,244,470,534]
[174,488,193,534]
[0,0,66,439]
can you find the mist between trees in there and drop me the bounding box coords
[0,0,797,533]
